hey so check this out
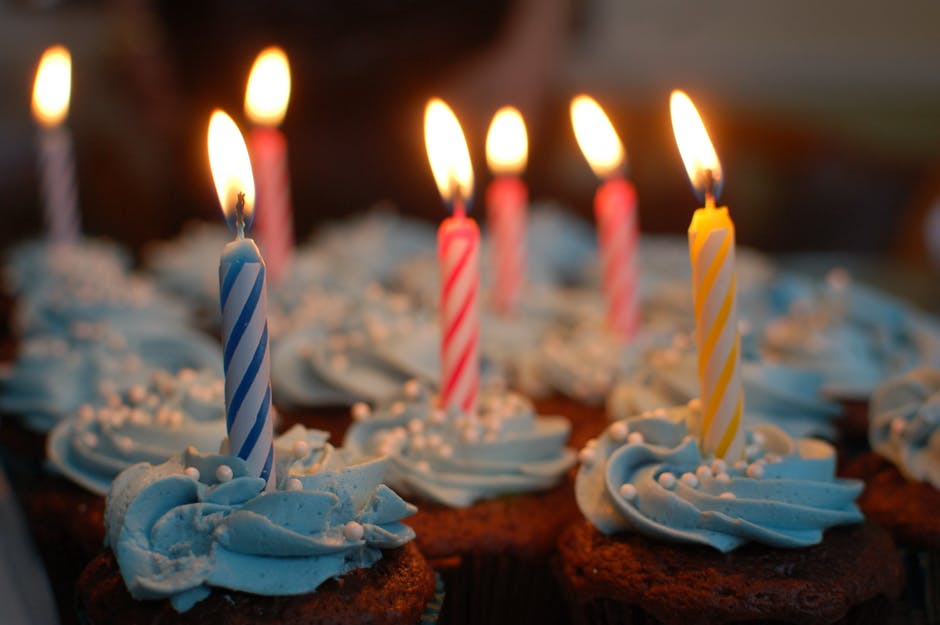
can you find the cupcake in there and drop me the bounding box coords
[842,368,940,623]
[76,425,439,625]
[344,380,577,625]
[26,368,227,625]
[556,407,903,625]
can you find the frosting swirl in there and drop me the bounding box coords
[106,425,417,612]
[343,381,575,507]
[869,368,940,489]
[576,409,863,552]
[48,369,227,495]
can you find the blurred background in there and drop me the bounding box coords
[3,0,940,296]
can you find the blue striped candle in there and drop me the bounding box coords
[209,110,275,486]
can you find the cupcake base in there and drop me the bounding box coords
[555,519,902,625]
[77,543,437,625]
[532,394,608,450]
[407,479,580,625]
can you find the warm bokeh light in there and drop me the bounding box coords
[244,46,291,127]
[670,90,723,200]
[485,106,528,176]
[32,45,72,128]
[424,98,474,206]
[208,110,256,225]
[570,95,624,179]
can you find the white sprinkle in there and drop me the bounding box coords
[680,472,699,488]
[653,407,668,417]
[330,354,349,371]
[461,428,480,444]
[746,463,765,479]
[719,492,736,500]
[578,447,596,465]
[178,368,196,382]
[183,467,200,480]
[687,398,702,412]
[286,478,303,491]
[752,432,766,446]
[716,472,731,483]
[585,438,598,449]
[407,418,424,434]
[128,385,147,404]
[390,401,407,416]
[608,421,629,442]
[733,460,748,471]
[627,432,645,445]
[215,465,234,482]
[343,521,364,541]
[82,432,98,447]
[403,379,421,399]
[437,444,453,459]
[765,454,782,464]
[658,472,677,489]
[292,440,310,459]
[619,483,638,501]
[392,427,407,440]
[415,461,431,473]
[890,417,907,435]
[711,459,727,474]
[78,404,95,422]
[410,435,426,451]
[426,433,443,448]
[696,465,713,481]
[745,445,761,460]
[429,409,447,425]
[351,402,371,421]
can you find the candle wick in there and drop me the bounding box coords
[703,169,717,209]
[235,192,246,239]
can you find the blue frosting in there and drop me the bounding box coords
[47,369,227,495]
[869,368,940,489]
[0,324,222,431]
[576,411,863,552]
[3,238,130,296]
[343,381,575,507]
[106,425,417,612]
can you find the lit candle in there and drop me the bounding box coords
[208,110,275,485]
[245,46,294,282]
[424,98,479,414]
[485,106,528,315]
[31,45,80,244]
[571,95,639,340]
[670,90,744,461]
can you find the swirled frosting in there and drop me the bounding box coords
[3,238,129,296]
[47,369,227,495]
[106,425,417,612]
[343,380,576,507]
[0,323,222,431]
[576,408,863,552]
[869,368,940,489]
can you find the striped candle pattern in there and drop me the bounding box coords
[438,209,480,414]
[220,238,275,485]
[249,128,293,282]
[38,126,80,244]
[595,178,639,340]
[486,176,526,314]
[688,205,745,460]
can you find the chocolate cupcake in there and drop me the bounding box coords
[556,408,902,625]
[842,368,940,623]
[344,380,577,625]
[76,425,440,625]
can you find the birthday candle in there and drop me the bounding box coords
[571,95,639,340]
[425,98,479,415]
[245,46,294,282]
[485,107,528,315]
[32,45,80,244]
[208,110,275,485]
[671,90,744,461]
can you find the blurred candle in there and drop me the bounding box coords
[245,46,294,282]
[31,45,80,244]
[571,95,639,340]
[425,98,479,415]
[208,110,275,486]
[670,90,744,461]
[485,106,528,315]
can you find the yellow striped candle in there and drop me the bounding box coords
[671,90,745,461]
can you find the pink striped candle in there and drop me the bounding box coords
[425,98,479,414]
[571,95,639,340]
[245,47,294,282]
[485,107,528,315]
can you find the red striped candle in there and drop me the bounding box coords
[485,107,528,315]
[571,95,640,341]
[245,47,294,282]
[425,98,478,414]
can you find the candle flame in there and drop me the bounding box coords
[670,90,723,202]
[208,110,256,228]
[32,45,71,128]
[424,98,474,206]
[485,106,527,176]
[245,46,291,127]
[570,95,624,179]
